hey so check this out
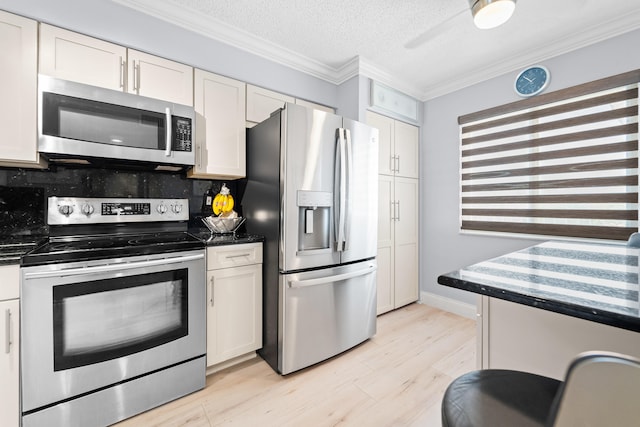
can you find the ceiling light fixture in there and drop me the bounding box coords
[469,0,516,29]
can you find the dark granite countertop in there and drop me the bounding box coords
[188,229,264,246]
[438,241,640,333]
[0,231,263,265]
[0,235,47,266]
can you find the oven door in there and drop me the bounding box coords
[20,249,206,414]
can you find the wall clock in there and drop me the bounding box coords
[514,65,550,97]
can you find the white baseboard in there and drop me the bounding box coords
[419,291,476,319]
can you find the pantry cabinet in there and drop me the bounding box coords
[367,111,419,315]
[188,69,246,179]
[39,24,193,105]
[0,11,45,168]
[205,243,263,371]
[0,265,20,427]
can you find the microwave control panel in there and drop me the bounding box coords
[173,117,192,152]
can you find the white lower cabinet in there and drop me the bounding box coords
[206,243,263,371]
[0,265,20,427]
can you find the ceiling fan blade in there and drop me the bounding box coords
[404,9,468,49]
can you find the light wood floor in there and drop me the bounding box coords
[115,303,476,427]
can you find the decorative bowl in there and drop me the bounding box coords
[202,216,245,234]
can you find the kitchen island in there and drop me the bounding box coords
[438,240,640,379]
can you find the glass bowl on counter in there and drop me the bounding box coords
[202,216,245,235]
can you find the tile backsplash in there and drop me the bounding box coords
[0,166,242,237]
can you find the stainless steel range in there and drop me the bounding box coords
[20,197,206,427]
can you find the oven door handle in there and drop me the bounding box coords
[22,253,204,279]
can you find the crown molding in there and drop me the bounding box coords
[112,0,347,84]
[419,8,640,100]
[113,0,640,103]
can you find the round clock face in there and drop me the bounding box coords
[514,66,550,97]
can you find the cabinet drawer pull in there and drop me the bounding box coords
[5,309,11,354]
[210,276,215,306]
[225,253,252,259]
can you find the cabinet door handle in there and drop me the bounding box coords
[5,309,11,354]
[210,276,215,306]
[133,61,140,93]
[396,201,401,222]
[389,155,395,173]
[395,155,400,173]
[119,56,125,89]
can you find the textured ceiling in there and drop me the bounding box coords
[114,0,640,100]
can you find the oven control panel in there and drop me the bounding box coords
[47,197,189,225]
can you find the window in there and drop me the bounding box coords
[459,70,639,240]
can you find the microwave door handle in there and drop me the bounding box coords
[165,107,172,157]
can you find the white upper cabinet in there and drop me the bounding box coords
[246,84,335,125]
[366,111,419,179]
[127,49,193,106]
[294,98,334,114]
[188,69,246,179]
[394,120,420,179]
[0,10,45,168]
[39,23,126,90]
[39,24,193,105]
[246,84,295,124]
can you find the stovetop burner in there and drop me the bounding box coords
[21,196,205,266]
[22,232,204,266]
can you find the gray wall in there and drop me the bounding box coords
[421,28,640,306]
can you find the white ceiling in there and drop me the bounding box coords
[114,0,640,101]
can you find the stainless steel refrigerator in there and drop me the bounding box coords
[243,102,379,375]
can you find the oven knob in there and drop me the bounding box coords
[156,203,168,214]
[58,204,73,216]
[81,203,95,216]
[172,203,183,214]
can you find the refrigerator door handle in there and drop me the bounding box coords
[288,264,377,288]
[335,128,347,252]
[343,128,353,251]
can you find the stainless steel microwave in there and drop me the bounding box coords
[38,75,195,168]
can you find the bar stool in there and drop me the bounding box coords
[441,351,640,427]
[627,232,640,247]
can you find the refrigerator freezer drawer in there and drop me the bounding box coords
[279,260,377,374]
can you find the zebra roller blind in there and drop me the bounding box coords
[459,69,639,241]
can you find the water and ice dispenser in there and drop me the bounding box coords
[297,190,332,252]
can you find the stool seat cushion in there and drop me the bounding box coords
[442,369,561,427]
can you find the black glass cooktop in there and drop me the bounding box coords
[21,232,204,266]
